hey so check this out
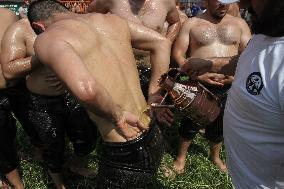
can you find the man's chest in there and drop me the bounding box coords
[190,23,241,45]
[111,1,168,32]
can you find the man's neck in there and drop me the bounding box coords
[205,11,224,24]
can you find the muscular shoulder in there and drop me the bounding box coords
[0,8,17,18]
[182,16,200,28]
[89,12,122,21]
[40,22,74,46]
[2,19,29,41]
[0,8,18,29]
[34,30,68,63]
[10,18,32,33]
[89,13,128,30]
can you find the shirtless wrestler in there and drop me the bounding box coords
[27,0,171,187]
[1,17,43,159]
[0,8,24,189]
[87,0,179,125]
[170,0,251,174]
[0,8,18,88]
[87,0,181,42]
[1,17,98,189]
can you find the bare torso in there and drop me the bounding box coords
[88,0,179,68]
[188,13,243,58]
[99,0,172,33]
[43,14,148,142]
[0,8,18,89]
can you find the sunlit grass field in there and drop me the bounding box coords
[13,119,233,189]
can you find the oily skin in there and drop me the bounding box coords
[173,0,251,86]
[87,0,181,42]
[0,8,25,189]
[1,18,65,96]
[0,8,19,88]
[33,13,171,142]
[87,0,178,125]
[170,0,251,174]
[179,0,270,77]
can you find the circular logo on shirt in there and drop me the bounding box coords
[246,72,263,95]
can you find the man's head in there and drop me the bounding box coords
[207,0,231,19]
[27,0,68,34]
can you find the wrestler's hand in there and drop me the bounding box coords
[116,111,147,141]
[197,73,225,87]
[148,93,174,127]
[180,58,212,79]
[220,75,234,85]
[198,73,234,87]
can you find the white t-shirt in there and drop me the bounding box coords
[224,34,284,189]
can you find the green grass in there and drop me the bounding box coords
[13,119,233,189]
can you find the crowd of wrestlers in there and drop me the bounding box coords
[0,0,283,188]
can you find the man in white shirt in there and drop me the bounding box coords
[181,0,284,188]
[223,0,284,188]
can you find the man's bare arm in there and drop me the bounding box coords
[1,23,39,80]
[238,18,251,53]
[87,0,111,13]
[3,8,18,24]
[0,8,18,50]
[128,21,171,98]
[127,21,174,125]
[172,19,191,67]
[181,56,240,77]
[165,0,181,42]
[35,34,146,139]
[34,35,123,122]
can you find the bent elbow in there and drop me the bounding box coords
[1,59,26,80]
[76,82,97,105]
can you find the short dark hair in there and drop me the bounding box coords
[252,0,284,37]
[27,0,68,24]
